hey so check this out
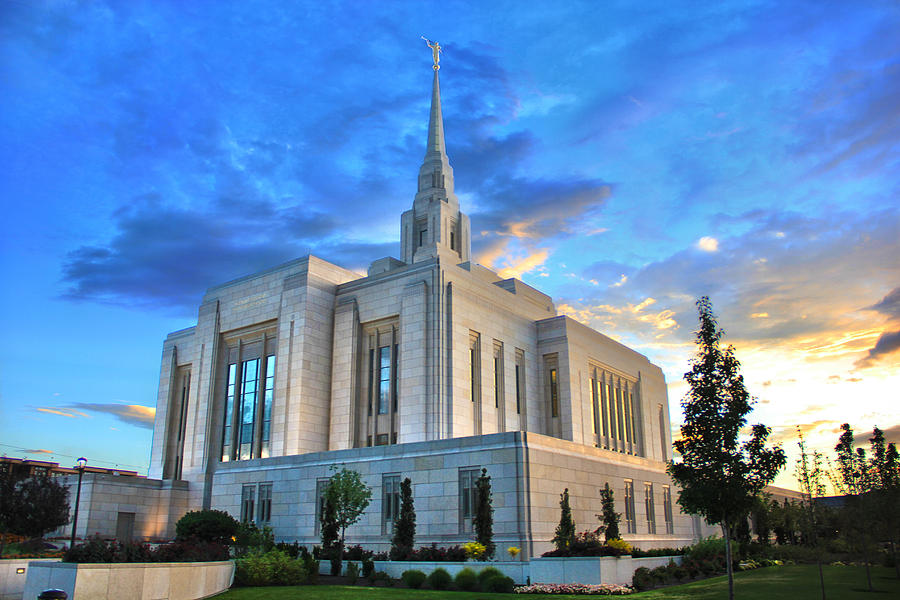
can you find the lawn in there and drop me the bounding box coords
[218,565,900,599]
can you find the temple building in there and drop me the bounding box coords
[64,50,717,555]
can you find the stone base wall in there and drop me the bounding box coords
[0,559,60,600]
[22,561,233,600]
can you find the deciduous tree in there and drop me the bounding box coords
[667,296,785,600]
[322,467,371,574]
[0,471,70,555]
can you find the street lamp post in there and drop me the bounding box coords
[69,457,87,548]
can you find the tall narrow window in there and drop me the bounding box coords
[493,342,504,408]
[590,370,599,436]
[260,356,275,458]
[549,368,559,418]
[600,374,610,443]
[459,468,480,532]
[221,364,237,462]
[663,485,674,534]
[470,332,481,435]
[239,358,259,460]
[624,480,636,534]
[378,346,390,414]
[645,483,656,534]
[382,474,401,534]
[241,485,256,523]
[450,231,456,250]
[392,343,399,412]
[418,227,427,247]
[367,348,375,416]
[514,349,525,416]
[658,404,667,461]
[257,483,272,523]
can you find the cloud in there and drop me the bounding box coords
[26,449,54,454]
[36,407,90,419]
[855,286,900,368]
[697,237,719,252]
[68,403,156,429]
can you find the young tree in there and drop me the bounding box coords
[667,297,786,600]
[473,468,495,559]
[319,492,339,550]
[868,427,900,578]
[597,483,621,542]
[795,428,827,600]
[0,472,70,555]
[391,477,416,559]
[322,467,372,574]
[553,488,576,550]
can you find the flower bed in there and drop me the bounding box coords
[516,583,633,595]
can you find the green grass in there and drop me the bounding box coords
[218,565,900,600]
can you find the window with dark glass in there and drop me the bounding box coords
[315,478,329,534]
[469,332,481,435]
[258,483,272,523]
[550,368,559,418]
[241,485,255,523]
[220,339,276,462]
[382,474,401,534]
[663,485,674,534]
[645,483,656,534]
[459,467,480,532]
[624,480,636,534]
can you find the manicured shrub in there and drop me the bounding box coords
[370,570,392,586]
[483,574,515,593]
[455,567,478,591]
[427,567,452,589]
[688,536,726,561]
[401,569,427,589]
[361,556,375,578]
[632,566,653,591]
[174,509,239,543]
[477,566,504,588]
[651,565,669,583]
[345,561,359,584]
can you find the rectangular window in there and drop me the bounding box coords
[658,404,667,461]
[258,483,273,523]
[590,370,598,436]
[663,485,674,534]
[315,478,329,534]
[241,485,256,523]
[624,480,636,534]
[600,375,609,442]
[470,332,481,434]
[419,227,427,247]
[459,467,480,532]
[392,343,399,412]
[239,358,260,460]
[493,342,503,409]
[378,345,390,414]
[260,356,275,459]
[645,483,656,534]
[550,368,559,418]
[367,348,375,416]
[450,231,456,250]
[382,474,401,534]
[221,363,237,462]
[514,349,525,416]
[375,433,389,446]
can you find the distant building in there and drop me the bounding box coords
[60,55,730,554]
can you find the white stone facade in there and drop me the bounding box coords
[74,62,720,553]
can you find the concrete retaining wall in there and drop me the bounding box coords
[22,560,233,600]
[0,559,60,600]
[531,555,683,586]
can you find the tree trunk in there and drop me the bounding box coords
[862,543,873,591]
[723,523,734,600]
[816,557,826,600]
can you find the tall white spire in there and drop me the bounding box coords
[401,38,471,265]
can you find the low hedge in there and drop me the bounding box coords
[64,536,228,563]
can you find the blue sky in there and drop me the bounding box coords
[1,0,897,487]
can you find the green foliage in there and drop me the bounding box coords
[483,573,515,593]
[233,522,275,557]
[390,477,416,559]
[668,297,786,599]
[473,468,495,559]
[426,567,452,589]
[321,467,372,575]
[688,536,727,561]
[233,549,307,587]
[401,568,426,589]
[175,509,239,543]
[320,492,339,550]
[476,566,504,586]
[345,561,359,584]
[632,566,653,590]
[64,536,228,563]
[597,483,620,542]
[552,488,576,551]
[454,567,478,591]
[0,471,70,547]
[361,556,375,578]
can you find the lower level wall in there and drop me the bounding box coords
[22,560,234,600]
[0,559,60,600]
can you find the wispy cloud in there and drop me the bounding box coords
[68,403,156,429]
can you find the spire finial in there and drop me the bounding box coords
[421,36,442,70]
